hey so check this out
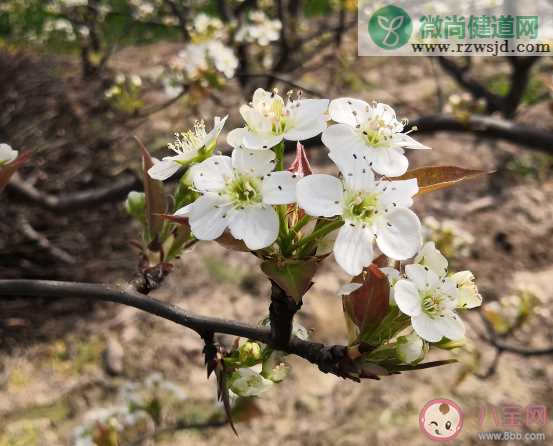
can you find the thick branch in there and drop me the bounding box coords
[7,172,141,213]
[410,114,553,154]
[0,279,351,378]
[269,281,302,350]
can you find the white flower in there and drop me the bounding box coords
[451,270,482,309]
[296,147,422,275]
[0,143,18,166]
[177,148,298,250]
[206,40,238,79]
[148,116,228,181]
[394,264,465,342]
[235,11,282,46]
[322,99,430,177]
[228,88,329,150]
[396,331,426,364]
[230,368,273,397]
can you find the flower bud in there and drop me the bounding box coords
[238,341,262,364]
[288,142,312,177]
[125,191,146,223]
[396,332,427,364]
[0,143,18,167]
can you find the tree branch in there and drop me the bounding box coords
[7,172,141,213]
[410,114,553,154]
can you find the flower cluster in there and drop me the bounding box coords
[146,89,483,374]
[235,11,282,46]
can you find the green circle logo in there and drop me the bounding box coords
[368,5,412,49]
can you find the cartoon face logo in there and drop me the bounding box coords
[419,399,464,441]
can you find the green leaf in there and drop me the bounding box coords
[261,258,320,303]
[393,166,489,195]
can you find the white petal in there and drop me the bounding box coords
[174,203,194,217]
[405,264,439,291]
[284,117,327,141]
[296,174,344,217]
[0,143,18,164]
[411,313,444,342]
[191,156,233,192]
[322,124,369,154]
[377,179,419,209]
[148,158,181,181]
[232,148,275,177]
[189,194,230,240]
[394,279,422,316]
[243,131,283,150]
[451,271,482,309]
[376,208,422,260]
[203,115,228,148]
[284,99,329,141]
[381,267,401,305]
[414,241,448,277]
[328,146,376,192]
[328,98,371,126]
[262,171,298,205]
[434,311,465,340]
[371,147,409,177]
[392,132,431,150]
[227,127,249,149]
[228,205,279,250]
[333,224,374,276]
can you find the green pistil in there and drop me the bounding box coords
[227,174,262,207]
[421,292,441,317]
[343,191,380,225]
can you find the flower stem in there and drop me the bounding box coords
[274,141,285,171]
[293,219,344,255]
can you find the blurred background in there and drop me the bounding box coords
[0,1,552,445]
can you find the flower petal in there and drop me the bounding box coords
[203,115,228,148]
[262,171,298,205]
[322,124,369,154]
[392,132,431,150]
[394,279,422,316]
[296,174,344,217]
[328,146,376,192]
[227,127,249,149]
[411,313,444,342]
[232,147,275,177]
[371,147,409,177]
[148,158,181,181]
[243,130,283,150]
[376,208,422,260]
[405,264,439,291]
[333,224,374,276]
[328,98,371,126]
[377,179,419,210]
[284,99,329,141]
[434,311,465,340]
[229,205,279,250]
[414,241,448,277]
[189,194,230,240]
[191,155,233,192]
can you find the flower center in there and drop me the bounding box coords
[226,174,263,208]
[169,120,207,154]
[342,191,380,225]
[421,291,444,318]
[359,120,395,148]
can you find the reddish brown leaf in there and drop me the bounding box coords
[261,258,320,303]
[135,136,166,244]
[394,166,488,195]
[288,142,312,177]
[342,264,390,342]
[0,150,32,193]
[216,231,250,252]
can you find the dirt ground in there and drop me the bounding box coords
[1,40,553,445]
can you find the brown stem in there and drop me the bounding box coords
[268,281,302,350]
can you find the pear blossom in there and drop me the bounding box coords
[235,11,282,46]
[227,88,329,150]
[394,263,464,342]
[148,116,227,181]
[176,149,298,250]
[396,331,427,364]
[229,368,273,397]
[322,99,430,177]
[0,143,18,167]
[414,241,448,277]
[296,147,422,275]
[451,270,482,309]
